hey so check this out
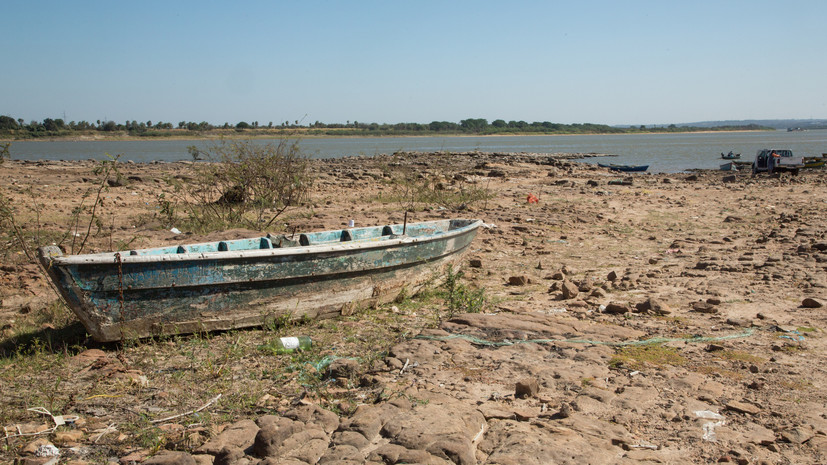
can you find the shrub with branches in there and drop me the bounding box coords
[0,142,10,164]
[381,154,492,212]
[170,139,312,232]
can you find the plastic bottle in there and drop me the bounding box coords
[271,336,312,354]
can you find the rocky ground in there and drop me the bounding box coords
[1,151,826,465]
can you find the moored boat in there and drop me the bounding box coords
[598,163,649,172]
[720,151,741,159]
[39,219,483,342]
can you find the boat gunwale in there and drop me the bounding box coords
[45,219,484,266]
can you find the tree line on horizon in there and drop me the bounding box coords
[0,114,771,139]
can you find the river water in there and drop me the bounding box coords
[7,130,827,173]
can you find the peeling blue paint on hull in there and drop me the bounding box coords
[38,219,482,341]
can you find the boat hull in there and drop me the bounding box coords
[803,158,825,169]
[598,163,649,172]
[39,219,482,341]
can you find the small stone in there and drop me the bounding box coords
[256,394,277,408]
[725,400,761,415]
[213,446,244,465]
[779,426,814,444]
[607,271,618,282]
[106,177,124,187]
[635,297,672,315]
[808,435,827,453]
[327,358,360,379]
[590,288,606,298]
[692,301,718,314]
[515,379,539,398]
[22,438,52,456]
[556,402,573,419]
[385,357,404,370]
[725,317,751,327]
[196,419,259,455]
[469,259,483,268]
[560,280,579,299]
[53,430,84,444]
[603,302,630,315]
[801,298,823,308]
[143,452,197,465]
[508,276,529,286]
[119,450,151,464]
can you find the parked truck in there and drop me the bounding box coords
[752,149,804,175]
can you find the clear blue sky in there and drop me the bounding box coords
[4,0,826,126]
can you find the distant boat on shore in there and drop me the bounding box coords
[598,163,649,172]
[803,157,825,169]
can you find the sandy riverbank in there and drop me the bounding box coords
[1,152,826,464]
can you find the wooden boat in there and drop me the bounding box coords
[598,163,649,172]
[39,219,483,342]
[803,157,826,169]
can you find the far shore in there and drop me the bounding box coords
[0,129,773,143]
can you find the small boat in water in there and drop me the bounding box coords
[39,219,483,341]
[598,163,649,172]
[720,151,741,160]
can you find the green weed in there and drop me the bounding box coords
[609,344,687,370]
[715,350,765,364]
[442,265,487,316]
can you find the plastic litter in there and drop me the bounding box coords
[35,444,60,457]
[695,410,725,442]
[269,336,312,354]
[694,410,724,420]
